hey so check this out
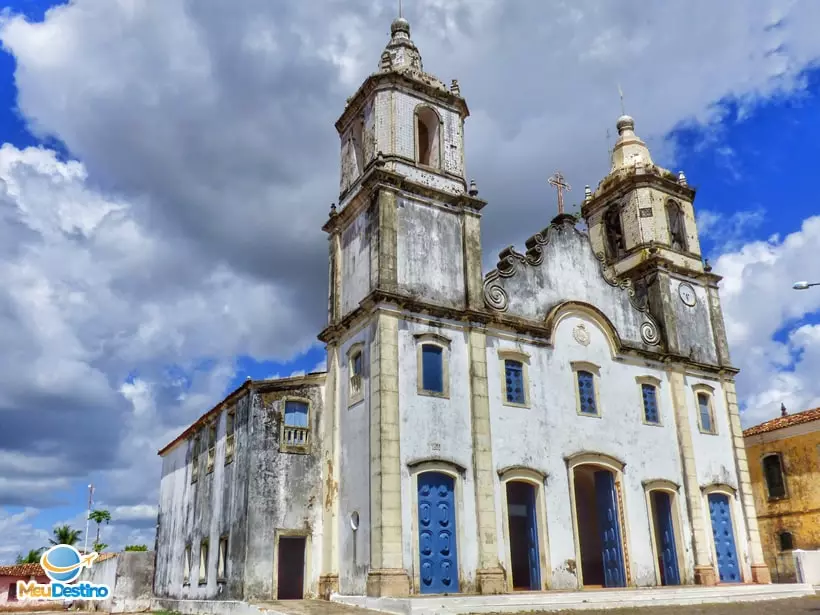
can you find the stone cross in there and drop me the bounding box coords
[548,171,571,215]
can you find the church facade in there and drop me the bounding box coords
[152,16,771,603]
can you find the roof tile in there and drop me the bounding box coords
[743,407,820,437]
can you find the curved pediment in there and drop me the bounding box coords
[482,215,662,351]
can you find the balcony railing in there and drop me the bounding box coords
[282,425,310,452]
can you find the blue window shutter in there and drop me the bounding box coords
[422,345,444,393]
[642,384,659,424]
[504,360,525,404]
[577,371,597,415]
[284,401,309,428]
[698,393,712,432]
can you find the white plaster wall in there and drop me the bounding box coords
[486,314,691,589]
[668,277,718,365]
[397,319,479,591]
[396,197,465,310]
[338,324,373,595]
[373,91,392,159]
[341,207,371,318]
[155,442,191,594]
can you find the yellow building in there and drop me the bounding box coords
[744,405,820,582]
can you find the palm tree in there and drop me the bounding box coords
[15,549,43,564]
[49,525,82,546]
[88,509,112,548]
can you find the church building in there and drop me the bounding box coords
[152,15,771,603]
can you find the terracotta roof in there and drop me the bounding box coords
[743,407,820,437]
[0,562,44,577]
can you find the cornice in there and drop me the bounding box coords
[582,167,696,217]
[322,165,487,234]
[336,71,469,133]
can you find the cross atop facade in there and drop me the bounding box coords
[548,171,571,215]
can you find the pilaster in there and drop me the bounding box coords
[367,311,409,596]
[468,328,506,594]
[706,283,732,368]
[370,189,398,295]
[721,378,771,584]
[319,345,340,598]
[667,368,716,585]
[462,212,485,311]
[328,230,342,325]
[646,270,680,356]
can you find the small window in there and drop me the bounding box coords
[577,370,598,416]
[666,200,687,251]
[350,348,364,403]
[225,409,235,464]
[282,400,310,452]
[642,383,660,425]
[421,344,444,394]
[199,540,208,585]
[604,205,625,259]
[504,360,525,405]
[191,436,201,483]
[415,107,440,168]
[697,392,716,434]
[183,544,191,585]
[763,454,787,499]
[207,422,217,473]
[779,531,794,551]
[217,536,228,580]
[8,581,17,601]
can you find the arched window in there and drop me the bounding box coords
[415,106,440,168]
[604,206,625,259]
[666,201,687,251]
[778,531,794,551]
[762,453,787,499]
[351,118,365,175]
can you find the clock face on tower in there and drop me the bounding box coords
[678,282,697,307]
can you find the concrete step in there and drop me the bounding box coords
[254,599,390,615]
[332,583,817,615]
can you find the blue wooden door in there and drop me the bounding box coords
[418,472,459,594]
[708,493,740,583]
[594,471,626,588]
[526,486,541,590]
[654,491,681,585]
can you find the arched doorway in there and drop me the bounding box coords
[572,463,627,588]
[648,489,681,585]
[506,480,541,590]
[417,471,459,594]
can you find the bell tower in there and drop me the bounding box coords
[582,115,731,366]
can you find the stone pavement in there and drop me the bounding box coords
[256,600,389,615]
[538,595,820,614]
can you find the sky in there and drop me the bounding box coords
[0,0,819,559]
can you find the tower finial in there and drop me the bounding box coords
[399,0,402,18]
[618,83,625,116]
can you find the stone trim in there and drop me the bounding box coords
[667,369,714,583]
[701,485,747,583]
[692,385,718,436]
[721,378,771,584]
[636,376,664,426]
[570,361,603,419]
[498,349,531,409]
[320,345,341,596]
[273,530,312,599]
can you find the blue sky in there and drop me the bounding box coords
[1,0,819,557]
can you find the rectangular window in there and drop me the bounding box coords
[8,582,17,601]
[697,392,714,433]
[642,383,660,424]
[191,437,200,483]
[504,360,525,405]
[183,545,191,585]
[350,349,363,400]
[207,422,217,473]
[284,401,309,428]
[199,540,209,584]
[217,536,228,580]
[577,370,598,415]
[421,344,444,393]
[763,454,787,499]
[225,409,235,463]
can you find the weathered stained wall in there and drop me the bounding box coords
[79,552,154,613]
[745,421,820,582]
[665,276,718,365]
[396,319,479,591]
[483,222,658,352]
[340,207,371,318]
[244,383,325,600]
[337,324,373,595]
[396,196,465,309]
[154,393,251,601]
[486,314,692,588]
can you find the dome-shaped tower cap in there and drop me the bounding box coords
[391,16,410,35]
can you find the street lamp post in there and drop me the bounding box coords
[793,281,820,290]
